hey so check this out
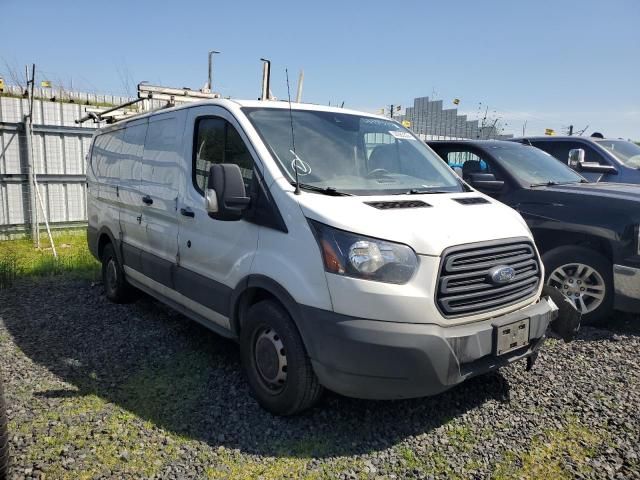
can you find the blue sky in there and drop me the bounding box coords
[2,0,639,139]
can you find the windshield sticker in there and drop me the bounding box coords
[361,118,391,126]
[389,130,416,140]
[291,157,312,176]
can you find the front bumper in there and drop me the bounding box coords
[613,264,640,313]
[298,297,558,400]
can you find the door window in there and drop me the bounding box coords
[442,150,501,182]
[193,118,254,193]
[534,141,606,166]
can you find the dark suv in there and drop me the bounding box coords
[510,136,640,184]
[428,139,640,324]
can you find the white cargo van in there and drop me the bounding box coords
[87,99,572,415]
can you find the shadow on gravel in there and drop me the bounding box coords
[2,278,530,458]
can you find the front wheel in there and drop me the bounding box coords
[240,300,323,415]
[543,246,613,326]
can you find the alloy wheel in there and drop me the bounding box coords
[547,262,606,314]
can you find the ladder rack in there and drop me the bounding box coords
[75,83,222,125]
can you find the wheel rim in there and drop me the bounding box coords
[253,327,287,393]
[547,263,605,314]
[106,258,118,293]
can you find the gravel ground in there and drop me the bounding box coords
[0,276,638,480]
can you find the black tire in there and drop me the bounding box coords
[542,246,613,326]
[240,300,323,415]
[0,374,9,480]
[101,243,134,303]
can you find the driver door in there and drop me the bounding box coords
[175,106,260,329]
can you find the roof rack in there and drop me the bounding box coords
[75,82,222,125]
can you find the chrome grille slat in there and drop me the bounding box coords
[437,240,542,317]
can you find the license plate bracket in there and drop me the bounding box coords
[494,318,530,356]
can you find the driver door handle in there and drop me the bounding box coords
[142,195,153,205]
[180,207,195,218]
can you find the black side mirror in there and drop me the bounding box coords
[468,173,505,193]
[205,164,250,221]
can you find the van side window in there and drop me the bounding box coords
[193,118,253,194]
[92,130,123,181]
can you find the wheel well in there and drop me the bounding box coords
[233,287,286,336]
[97,233,112,260]
[535,231,613,262]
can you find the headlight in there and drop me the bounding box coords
[308,219,418,284]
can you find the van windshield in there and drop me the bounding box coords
[595,140,640,169]
[243,108,463,195]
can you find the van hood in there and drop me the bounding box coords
[296,192,532,256]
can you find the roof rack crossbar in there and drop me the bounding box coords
[75,97,145,124]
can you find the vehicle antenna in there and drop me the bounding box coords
[286,68,301,195]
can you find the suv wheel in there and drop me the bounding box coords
[101,243,134,303]
[240,300,323,415]
[543,246,613,325]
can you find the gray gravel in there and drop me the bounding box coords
[0,276,639,479]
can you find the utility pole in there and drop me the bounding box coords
[568,125,574,136]
[390,104,394,119]
[206,50,220,92]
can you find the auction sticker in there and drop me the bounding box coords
[389,131,415,140]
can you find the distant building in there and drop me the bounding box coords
[397,96,512,140]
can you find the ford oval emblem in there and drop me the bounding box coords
[489,265,516,285]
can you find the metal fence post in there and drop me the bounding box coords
[22,116,39,246]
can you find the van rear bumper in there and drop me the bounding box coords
[298,298,557,400]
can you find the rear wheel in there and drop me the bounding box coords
[240,300,323,415]
[101,243,134,303]
[543,246,613,325]
[0,373,9,480]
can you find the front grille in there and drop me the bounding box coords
[436,239,541,317]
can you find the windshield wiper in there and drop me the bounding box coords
[391,188,450,195]
[293,182,352,196]
[530,180,584,188]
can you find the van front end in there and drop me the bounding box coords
[295,222,560,400]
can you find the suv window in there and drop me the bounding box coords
[442,150,502,182]
[194,117,253,194]
[533,141,605,165]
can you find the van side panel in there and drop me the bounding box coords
[138,112,186,282]
[118,118,148,263]
[88,129,124,259]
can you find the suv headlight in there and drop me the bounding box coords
[308,219,418,284]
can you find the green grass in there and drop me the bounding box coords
[493,416,604,480]
[0,229,99,288]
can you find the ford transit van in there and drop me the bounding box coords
[87,99,571,415]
